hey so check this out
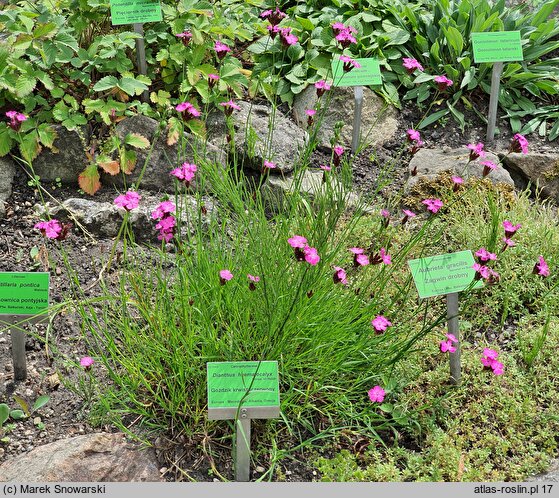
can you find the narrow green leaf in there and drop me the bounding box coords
[448,101,465,131]
[0,404,9,426]
[548,119,559,141]
[418,109,450,129]
[32,395,50,412]
[13,395,30,416]
[520,117,543,135]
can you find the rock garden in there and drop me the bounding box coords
[0,0,558,483]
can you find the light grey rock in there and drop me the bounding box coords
[206,101,308,174]
[501,153,559,202]
[406,148,515,190]
[31,125,88,184]
[527,459,559,482]
[0,156,16,218]
[261,169,373,215]
[45,192,217,240]
[53,198,121,238]
[292,85,399,149]
[0,433,161,482]
[105,115,226,192]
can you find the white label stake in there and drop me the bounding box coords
[133,23,149,103]
[446,292,461,385]
[486,62,504,143]
[351,86,364,154]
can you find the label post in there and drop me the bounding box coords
[471,31,523,143]
[331,57,382,155]
[207,361,280,481]
[0,272,50,382]
[409,251,482,385]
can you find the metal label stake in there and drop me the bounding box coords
[486,61,504,143]
[209,405,279,481]
[351,86,364,154]
[236,410,251,482]
[9,316,27,381]
[446,292,461,385]
[133,23,149,103]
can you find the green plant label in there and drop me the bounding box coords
[110,0,162,26]
[207,361,280,409]
[472,31,523,63]
[0,273,49,316]
[331,58,382,87]
[408,251,483,299]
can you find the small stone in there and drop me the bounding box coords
[33,417,41,425]
[255,466,265,473]
[24,388,34,397]
[285,470,292,476]
[55,267,62,275]
[0,448,4,457]
[159,467,167,474]
[312,471,317,475]
[47,373,60,389]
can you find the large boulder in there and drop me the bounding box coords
[406,148,515,190]
[0,156,16,218]
[206,101,308,174]
[261,169,373,215]
[31,125,88,184]
[292,85,399,149]
[0,433,161,482]
[104,115,226,192]
[43,192,217,240]
[501,153,559,202]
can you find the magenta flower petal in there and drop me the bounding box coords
[220,269,233,281]
[511,133,529,154]
[304,246,320,265]
[80,356,94,368]
[368,385,385,403]
[288,235,308,248]
[371,315,392,332]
